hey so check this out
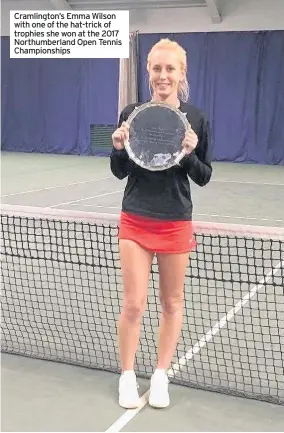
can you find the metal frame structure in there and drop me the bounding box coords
[50,0,223,22]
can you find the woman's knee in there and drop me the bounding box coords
[160,292,184,315]
[122,298,146,323]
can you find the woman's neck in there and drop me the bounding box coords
[151,94,180,108]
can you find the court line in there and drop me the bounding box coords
[167,260,283,374]
[211,180,284,186]
[3,178,282,199]
[67,204,284,224]
[1,177,113,198]
[195,213,284,223]
[105,260,283,432]
[49,190,124,208]
[2,176,283,199]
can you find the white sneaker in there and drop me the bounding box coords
[119,370,140,409]
[148,369,170,408]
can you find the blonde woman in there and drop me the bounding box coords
[110,38,212,409]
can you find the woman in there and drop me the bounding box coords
[110,38,212,409]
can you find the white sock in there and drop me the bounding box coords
[153,368,167,377]
[121,370,135,377]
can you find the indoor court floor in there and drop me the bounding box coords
[1,151,284,227]
[1,151,284,432]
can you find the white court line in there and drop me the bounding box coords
[167,261,283,374]
[49,190,124,208]
[67,204,284,224]
[105,260,283,432]
[3,178,282,199]
[105,391,150,433]
[211,180,284,186]
[1,177,113,198]
[195,213,284,223]
[63,203,120,209]
[2,177,282,199]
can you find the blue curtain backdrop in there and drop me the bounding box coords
[1,31,284,164]
[1,36,119,155]
[138,31,284,165]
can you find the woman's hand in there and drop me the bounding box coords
[112,122,129,150]
[181,125,198,155]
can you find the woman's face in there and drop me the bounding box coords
[148,48,185,102]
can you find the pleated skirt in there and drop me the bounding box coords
[118,211,196,254]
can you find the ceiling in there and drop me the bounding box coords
[49,0,223,22]
[66,0,208,9]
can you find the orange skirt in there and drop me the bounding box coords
[118,211,197,254]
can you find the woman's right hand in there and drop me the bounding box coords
[112,122,129,150]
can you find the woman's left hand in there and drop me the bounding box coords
[181,125,198,155]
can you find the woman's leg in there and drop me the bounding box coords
[156,251,189,369]
[118,239,154,408]
[149,251,189,408]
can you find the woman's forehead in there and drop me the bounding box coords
[149,49,180,66]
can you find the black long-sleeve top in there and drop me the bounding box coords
[110,101,213,221]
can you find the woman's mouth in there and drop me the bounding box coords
[157,83,170,89]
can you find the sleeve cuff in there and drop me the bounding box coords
[178,151,198,168]
[112,148,129,160]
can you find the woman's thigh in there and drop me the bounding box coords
[157,252,190,311]
[119,239,154,307]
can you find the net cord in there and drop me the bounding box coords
[1,203,284,241]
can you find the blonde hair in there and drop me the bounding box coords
[146,38,189,102]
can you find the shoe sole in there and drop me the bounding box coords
[148,397,170,408]
[119,399,140,409]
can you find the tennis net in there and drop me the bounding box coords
[1,204,284,405]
